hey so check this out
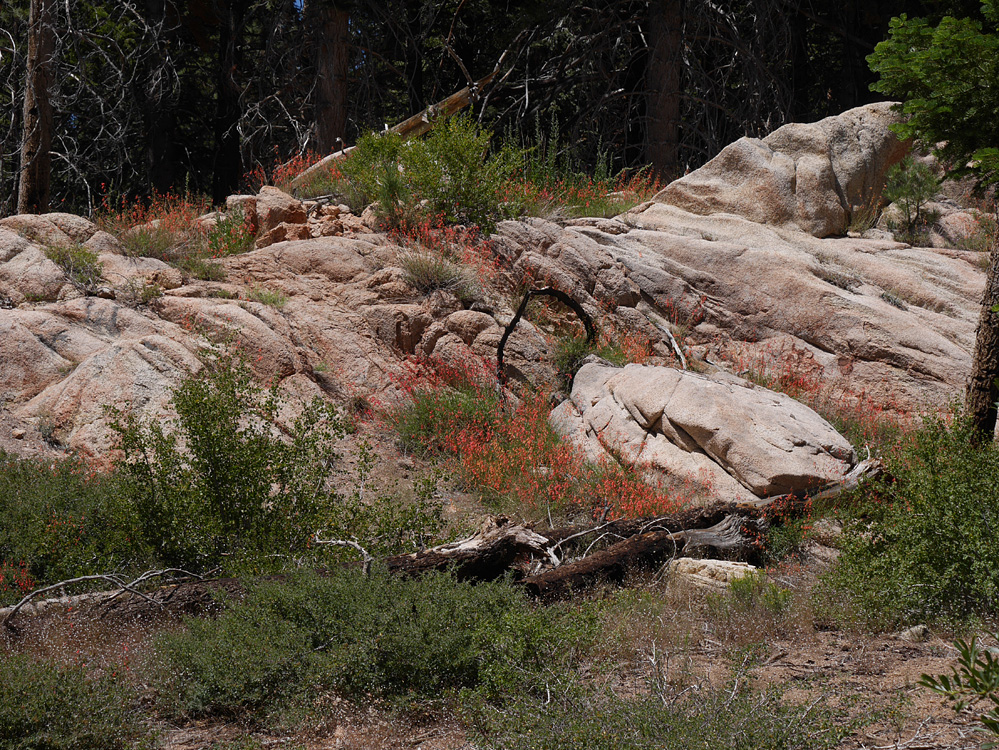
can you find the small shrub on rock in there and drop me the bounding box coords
[44,243,104,292]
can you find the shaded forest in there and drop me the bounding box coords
[0,0,986,215]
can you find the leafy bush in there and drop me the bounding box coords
[920,634,999,742]
[110,350,348,572]
[149,569,595,719]
[44,243,104,292]
[469,676,850,750]
[820,413,999,627]
[303,117,520,233]
[401,115,521,232]
[205,213,256,257]
[0,654,145,749]
[0,452,148,605]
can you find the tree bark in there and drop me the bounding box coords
[645,0,683,180]
[18,0,55,214]
[967,241,999,440]
[212,0,248,204]
[310,1,350,154]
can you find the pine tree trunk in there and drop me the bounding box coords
[311,1,349,154]
[212,0,247,204]
[18,0,55,214]
[646,0,683,180]
[967,242,999,441]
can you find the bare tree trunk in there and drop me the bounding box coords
[967,242,999,441]
[18,0,55,214]
[310,1,349,154]
[645,0,683,180]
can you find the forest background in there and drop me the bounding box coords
[1,0,990,216]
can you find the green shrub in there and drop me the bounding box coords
[0,654,146,749]
[149,569,595,719]
[205,214,256,257]
[401,115,521,232]
[469,676,850,750]
[110,350,349,572]
[306,117,521,232]
[44,244,104,291]
[819,413,999,627]
[0,452,148,605]
[920,633,999,742]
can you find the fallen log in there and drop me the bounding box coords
[380,520,553,581]
[521,513,768,601]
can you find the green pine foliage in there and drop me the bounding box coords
[869,2,999,188]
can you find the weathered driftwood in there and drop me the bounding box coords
[288,69,498,191]
[381,521,553,581]
[522,514,769,601]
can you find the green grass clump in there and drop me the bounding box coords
[819,412,999,628]
[398,249,477,300]
[0,654,146,749]
[469,676,850,750]
[245,285,288,308]
[149,569,595,720]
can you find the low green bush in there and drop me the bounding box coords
[819,413,999,628]
[302,117,520,233]
[110,350,349,572]
[149,569,595,719]
[0,654,146,749]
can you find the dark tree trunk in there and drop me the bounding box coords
[137,0,179,195]
[310,1,350,154]
[645,0,683,180]
[212,0,247,204]
[967,243,999,441]
[18,0,55,214]
[404,0,424,114]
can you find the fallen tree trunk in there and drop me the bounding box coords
[522,514,768,601]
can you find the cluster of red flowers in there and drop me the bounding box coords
[395,356,690,520]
